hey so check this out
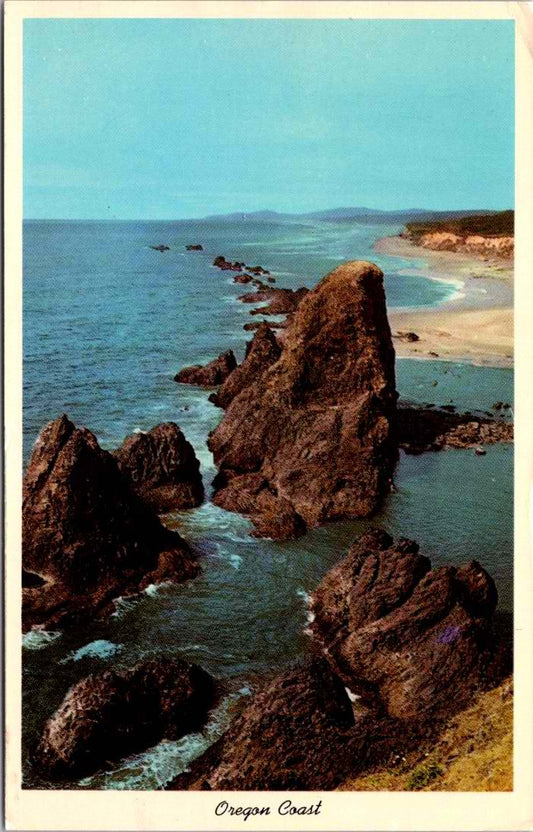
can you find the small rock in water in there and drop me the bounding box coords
[475,447,487,456]
[186,244,203,251]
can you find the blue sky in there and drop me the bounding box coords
[24,18,514,219]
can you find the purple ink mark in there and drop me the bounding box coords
[436,625,462,644]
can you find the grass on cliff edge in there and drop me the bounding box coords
[405,210,514,240]
[337,678,513,792]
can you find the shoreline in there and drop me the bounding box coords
[376,235,513,368]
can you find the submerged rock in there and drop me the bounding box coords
[186,244,203,251]
[208,261,398,539]
[174,350,237,387]
[397,406,513,454]
[150,245,170,252]
[233,273,253,284]
[35,658,215,779]
[113,423,204,512]
[22,415,198,630]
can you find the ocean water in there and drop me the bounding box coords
[22,217,513,789]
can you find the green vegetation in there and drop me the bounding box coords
[406,761,443,790]
[405,209,514,240]
[337,678,513,792]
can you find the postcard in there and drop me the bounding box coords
[4,1,533,829]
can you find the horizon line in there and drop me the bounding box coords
[23,205,513,222]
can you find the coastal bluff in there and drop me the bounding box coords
[22,415,199,631]
[400,210,514,261]
[208,260,398,539]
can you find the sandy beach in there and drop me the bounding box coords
[376,236,514,368]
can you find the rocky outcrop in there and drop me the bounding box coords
[169,532,508,791]
[398,406,513,454]
[394,330,419,342]
[35,659,215,779]
[150,245,170,252]
[213,256,271,275]
[311,530,506,724]
[209,324,282,410]
[243,318,291,332]
[208,261,398,539]
[113,423,204,512]
[174,350,237,386]
[233,273,253,284]
[169,657,387,791]
[238,286,308,316]
[213,256,247,272]
[186,244,203,251]
[22,415,198,630]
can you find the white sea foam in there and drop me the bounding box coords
[111,594,142,619]
[297,588,315,634]
[215,546,243,570]
[61,639,123,664]
[143,581,173,598]
[22,627,62,651]
[79,689,252,790]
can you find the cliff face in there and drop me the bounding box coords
[401,211,514,260]
[208,261,398,539]
[407,231,514,260]
[22,415,198,630]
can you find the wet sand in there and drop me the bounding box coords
[376,236,513,368]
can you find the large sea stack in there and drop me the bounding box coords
[208,261,398,539]
[22,415,198,630]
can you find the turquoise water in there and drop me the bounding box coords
[22,217,513,789]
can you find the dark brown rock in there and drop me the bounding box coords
[397,406,513,454]
[233,273,253,284]
[168,535,508,792]
[35,659,215,779]
[211,473,306,540]
[174,350,237,386]
[22,415,198,631]
[211,324,282,410]
[311,531,505,724]
[113,423,203,512]
[242,318,291,332]
[208,261,398,538]
[186,244,203,251]
[238,286,309,316]
[394,330,419,342]
[168,657,382,791]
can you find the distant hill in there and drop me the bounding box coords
[201,206,502,224]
